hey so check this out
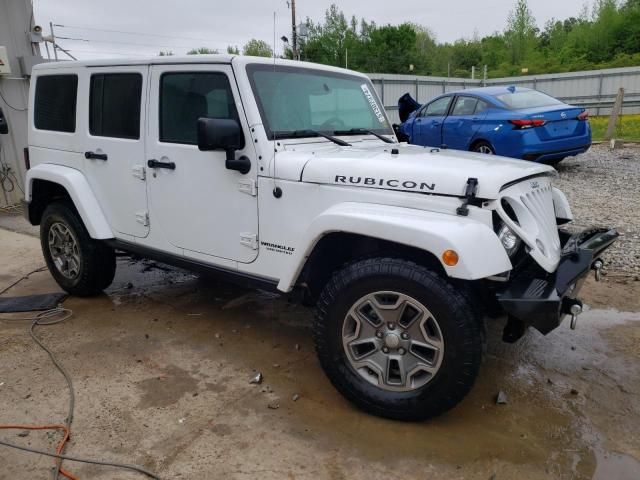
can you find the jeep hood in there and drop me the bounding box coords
[298,143,555,199]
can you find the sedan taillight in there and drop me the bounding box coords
[509,119,546,129]
[577,111,589,121]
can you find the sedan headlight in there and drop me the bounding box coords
[497,223,522,257]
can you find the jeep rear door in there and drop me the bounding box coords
[145,63,259,264]
[81,66,150,238]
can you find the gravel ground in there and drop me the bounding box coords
[554,143,640,278]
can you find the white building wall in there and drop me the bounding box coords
[0,0,40,207]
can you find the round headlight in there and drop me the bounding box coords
[498,223,521,256]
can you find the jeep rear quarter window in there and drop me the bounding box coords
[90,73,142,139]
[159,72,239,145]
[34,74,78,132]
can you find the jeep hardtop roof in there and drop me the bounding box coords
[30,54,370,80]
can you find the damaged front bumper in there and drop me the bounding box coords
[497,227,618,341]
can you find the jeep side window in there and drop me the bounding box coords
[159,72,239,145]
[422,96,451,117]
[34,74,78,133]
[90,73,142,139]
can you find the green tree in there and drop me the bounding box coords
[505,0,537,65]
[242,39,273,57]
[227,45,240,55]
[158,51,174,56]
[187,47,219,55]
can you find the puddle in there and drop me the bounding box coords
[593,451,640,480]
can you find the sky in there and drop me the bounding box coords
[32,0,590,60]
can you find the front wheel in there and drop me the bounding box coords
[314,258,482,421]
[40,202,116,296]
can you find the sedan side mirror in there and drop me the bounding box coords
[197,117,250,174]
[0,107,8,135]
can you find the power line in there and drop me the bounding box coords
[55,36,203,50]
[55,35,227,52]
[65,49,150,57]
[53,24,229,46]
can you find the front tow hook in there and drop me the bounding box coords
[592,259,604,281]
[569,304,583,330]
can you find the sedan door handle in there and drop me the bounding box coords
[84,151,108,161]
[147,159,176,170]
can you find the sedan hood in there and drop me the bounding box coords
[299,143,554,199]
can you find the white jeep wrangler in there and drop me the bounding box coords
[22,55,616,420]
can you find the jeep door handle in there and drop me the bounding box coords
[147,159,176,170]
[85,151,108,161]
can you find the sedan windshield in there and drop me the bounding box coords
[493,90,564,110]
[246,63,393,139]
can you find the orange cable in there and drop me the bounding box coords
[0,424,78,479]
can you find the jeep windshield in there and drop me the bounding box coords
[246,63,393,140]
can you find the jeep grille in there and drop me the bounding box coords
[497,177,561,273]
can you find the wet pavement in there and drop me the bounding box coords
[1,227,639,479]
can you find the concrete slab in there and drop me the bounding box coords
[1,228,639,480]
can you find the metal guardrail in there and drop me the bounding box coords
[370,67,640,116]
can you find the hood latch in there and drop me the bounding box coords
[456,177,479,216]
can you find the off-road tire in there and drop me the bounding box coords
[40,202,116,296]
[314,258,482,421]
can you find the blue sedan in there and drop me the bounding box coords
[397,86,591,164]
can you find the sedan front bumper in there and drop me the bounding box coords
[497,227,618,338]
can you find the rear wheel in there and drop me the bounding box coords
[471,141,494,155]
[41,202,116,296]
[547,157,565,168]
[314,258,483,421]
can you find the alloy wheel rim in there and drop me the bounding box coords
[342,291,445,392]
[477,145,493,154]
[48,222,81,280]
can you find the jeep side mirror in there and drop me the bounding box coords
[0,107,8,135]
[197,117,250,174]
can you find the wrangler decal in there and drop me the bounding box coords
[261,241,295,255]
[360,84,387,124]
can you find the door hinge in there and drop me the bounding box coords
[132,165,146,181]
[240,233,258,250]
[135,211,150,226]
[238,179,257,196]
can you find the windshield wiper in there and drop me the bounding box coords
[333,128,396,144]
[274,129,351,146]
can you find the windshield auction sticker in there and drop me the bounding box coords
[361,84,386,124]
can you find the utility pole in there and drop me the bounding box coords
[290,0,298,60]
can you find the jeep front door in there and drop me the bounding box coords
[146,64,258,263]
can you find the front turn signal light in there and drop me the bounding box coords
[442,250,459,266]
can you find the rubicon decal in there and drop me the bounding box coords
[261,241,295,255]
[335,175,435,191]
